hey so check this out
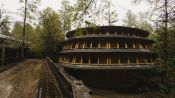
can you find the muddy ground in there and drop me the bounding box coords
[0,60,43,98]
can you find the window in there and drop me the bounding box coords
[85,41,91,48]
[83,56,89,64]
[111,56,119,64]
[92,41,99,48]
[130,56,136,63]
[91,57,98,64]
[127,41,133,48]
[120,55,127,64]
[119,41,125,48]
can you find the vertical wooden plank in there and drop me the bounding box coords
[136,57,139,64]
[98,41,101,48]
[90,41,92,48]
[118,57,120,64]
[125,42,128,48]
[80,56,83,64]
[88,57,91,64]
[83,42,85,48]
[128,56,130,64]
[117,42,119,48]
[133,43,135,48]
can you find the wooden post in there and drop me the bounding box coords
[139,43,142,48]
[88,57,91,64]
[145,58,148,64]
[106,42,108,48]
[117,42,119,48]
[133,43,135,48]
[125,42,128,48]
[83,42,85,48]
[1,40,6,65]
[136,57,139,64]
[98,41,100,48]
[128,56,130,64]
[80,56,83,64]
[118,57,120,64]
[74,56,76,64]
[90,42,92,48]
[108,41,110,48]
[76,42,79,48]
[109,57,111,64]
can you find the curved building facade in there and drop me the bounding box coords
[58,26,157,89]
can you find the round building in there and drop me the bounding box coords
[58,26,157,89]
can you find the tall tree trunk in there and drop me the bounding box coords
[22,0,27,58]
[163,0,168,63]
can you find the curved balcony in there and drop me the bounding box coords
[61,64,156,70]
[58,54,156,69]
[60,49,155,54]
[63,39,153,50]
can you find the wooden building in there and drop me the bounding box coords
[58,26,157,89]
[0,33,21,65]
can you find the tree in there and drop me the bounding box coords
[11,22,23,39]
[28,25,43,56]
[122,10,153,33]
[103,0,118,26]
[11,22,34,41]
[0,8,10,35]
[133,0,175,62]
[60,0,73,33]
[60,0,118,29]
[39,7,64,58]
[0,16,10,35]
[19,0,40,58]
[123,10,138,27]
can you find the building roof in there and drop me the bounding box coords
[66,26,150,38]
[0,33,16,41]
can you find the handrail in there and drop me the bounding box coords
[46,57,91,98]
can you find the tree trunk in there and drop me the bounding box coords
[22,0,27,58]
[163,0,168,63]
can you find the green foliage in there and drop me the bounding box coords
[149,27,175,97]
[75,28,84,37]
[19,0,40,24]
[123,10,153,32]
[60,0,74,33]
[39,7,64,59]
[123,10,138,28]
[11,22,34,40]
[0,16,10,35]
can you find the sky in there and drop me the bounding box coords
[0,0,149,27]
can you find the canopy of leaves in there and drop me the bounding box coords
[39,7,64,58]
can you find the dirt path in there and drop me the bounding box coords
[0,59,43,98]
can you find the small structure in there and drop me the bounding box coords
[0,33,21,65]
[58,26,157,89]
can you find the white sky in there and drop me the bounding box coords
[0,0,149,26]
